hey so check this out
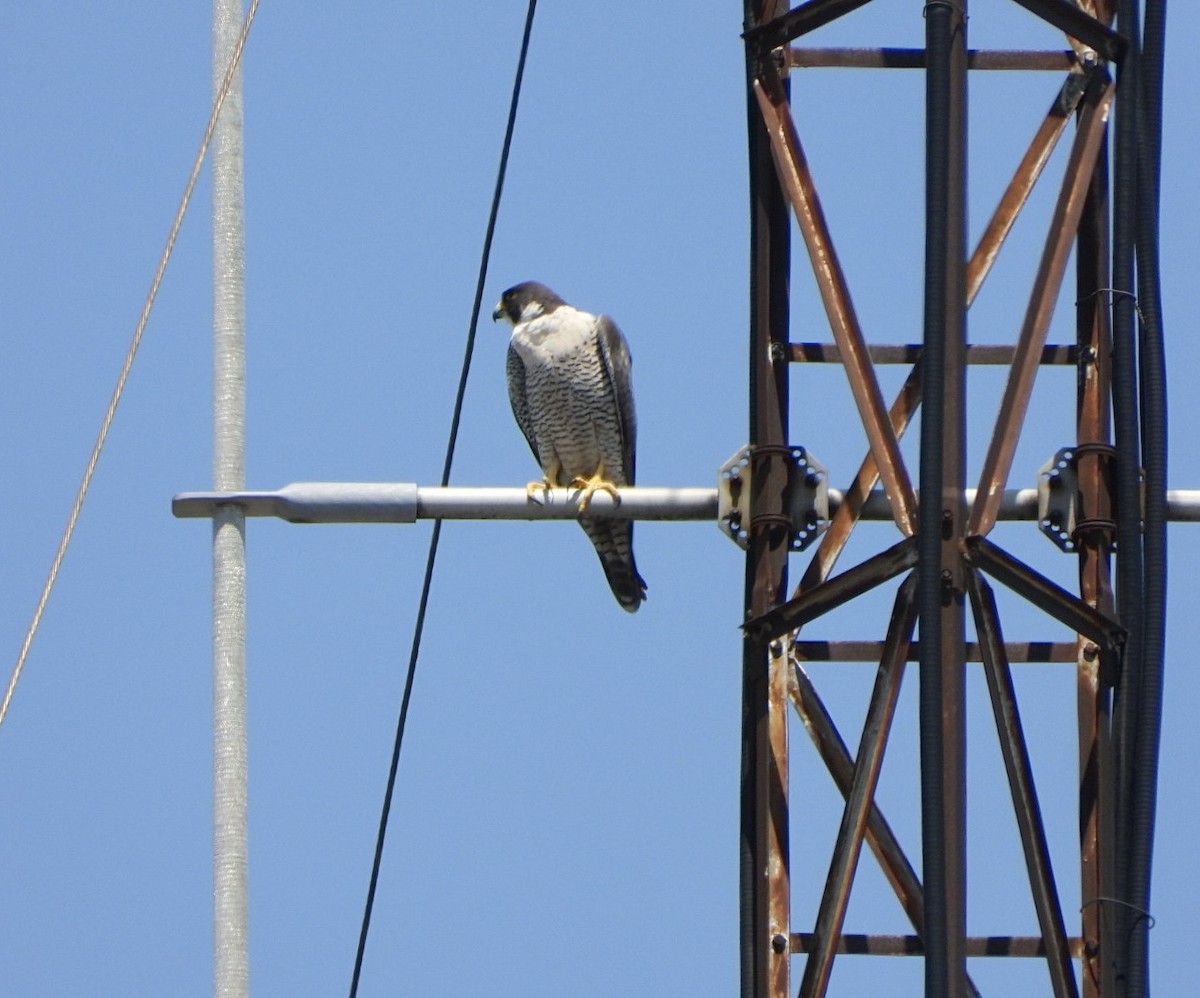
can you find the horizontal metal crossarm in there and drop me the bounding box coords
[172,483,1200,525]
[793,640,1077,663]
[786,48,1080,72]
[789,934,1085,958]
[790,342,1077,365]
[171,484,718,523]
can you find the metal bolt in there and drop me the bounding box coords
[772,933,788,954]
[769,341,788,363]
[1083,643,1099,662]
[769,640,783,658]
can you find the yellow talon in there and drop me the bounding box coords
[570,471,621,513]
[525,478,553,503]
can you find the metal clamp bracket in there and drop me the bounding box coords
[1038,448,1080,552]
[718,445,828,552]
[1038,446,1123,553]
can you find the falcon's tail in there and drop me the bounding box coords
[580,519,647,613]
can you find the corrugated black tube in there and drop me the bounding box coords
[1109,2,1144,987]
[1126,2,1168,994]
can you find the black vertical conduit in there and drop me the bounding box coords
[920,4,954,996]
[1127,1,1168,993]
[1109,1,1143,988]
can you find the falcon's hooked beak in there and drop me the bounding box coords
[492,301,506,323]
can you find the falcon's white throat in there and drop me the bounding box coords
[510,304,595,360]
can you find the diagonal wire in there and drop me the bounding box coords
[0,0,261,735]
[347,3,539,994]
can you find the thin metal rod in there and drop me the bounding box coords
[967,571,1079,998]
[211,2,248,996]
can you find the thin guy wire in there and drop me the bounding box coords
[0,0,261,736]
[347,3,539,994]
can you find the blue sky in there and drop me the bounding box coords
[2,4,1197,996]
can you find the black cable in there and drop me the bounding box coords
[347,3,539,994]
[1109,5,1143,985]
[1126,4,1168,994]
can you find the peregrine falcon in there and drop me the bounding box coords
[493,281,647,612]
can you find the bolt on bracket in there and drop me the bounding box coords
[1038,448,1078,552]
[718,445,828,552]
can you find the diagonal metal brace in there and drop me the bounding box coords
[744,536,917,640]
[962,536,1125,654]
[742,0,872,48]
[1009,0,1127,63]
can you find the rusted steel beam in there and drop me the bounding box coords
[742,4,792,994]
[962,537,1124,653]
[791,934,1086,958]
[967,76,1082,306]
[789,343,1076,364]
[792,640,1076,663]
[1074,137,1117,998]
[968,74,1114,537]
[967,571,1080,998]
[743,0,872,48]
[799,575,918,996]
[1009,0,1126,63]
[752,60,917,535]
[786,48,1077,72]
[746,537,918,641]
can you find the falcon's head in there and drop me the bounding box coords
[492,281,567,326]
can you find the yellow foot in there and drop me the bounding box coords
[570,472,621,513]
[525,478,553,503]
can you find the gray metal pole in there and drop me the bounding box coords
[212,2,247,996]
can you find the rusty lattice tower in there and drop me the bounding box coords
[737,2,1161,996]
